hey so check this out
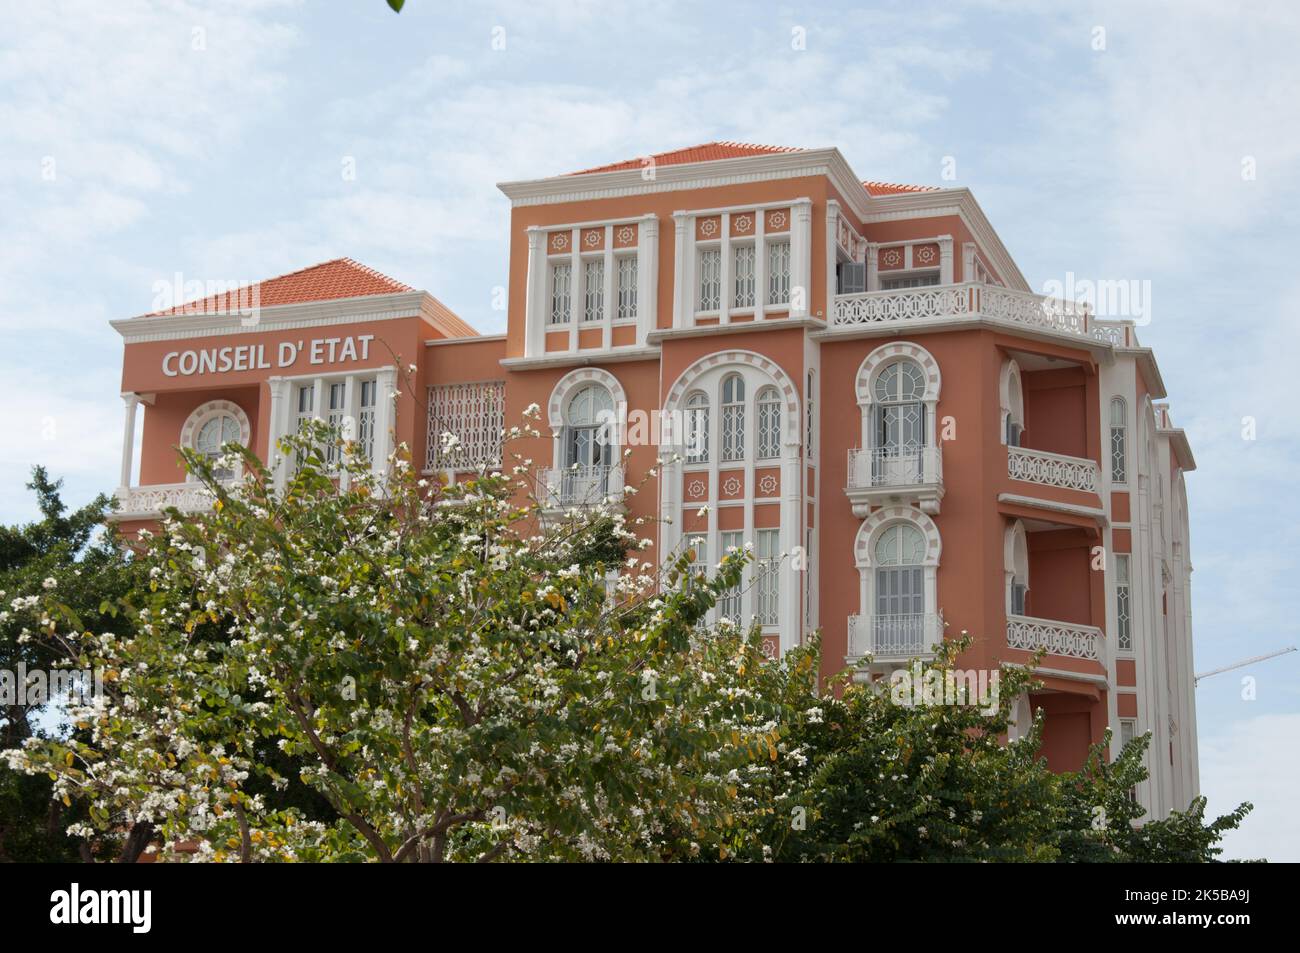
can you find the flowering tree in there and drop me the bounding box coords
[0,469,140,861]
[4,416,793,862]
[664,636,1252,863]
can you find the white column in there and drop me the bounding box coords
[267,377,290,493]
[119,393,140,488]
[718,212,732,324]
[372,367,398,479]
[638,214,659,346]
[524,227,545,358]
[962,242,977,283]
[825,199,841,316]
[671,212,690,329]
[939,235,954,285]
[866,243,880,292]
[790,198,813,318]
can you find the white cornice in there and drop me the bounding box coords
[110,291,438,344]
[647,317,823,344]
[499,150,1030,294]
[499,147,865,214]
[864,189,1028,292]
[998,493,1108,525]
[499,346,661,372]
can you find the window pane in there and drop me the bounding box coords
[767,240,790,305]
[617,256,637,320]
[698,248,721,311]
[583,259,604,322]
[733,244,755,309]
[550,263,571,324]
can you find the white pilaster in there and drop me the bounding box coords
[939,235,954,285]
[524,227,545,358]
[119,393,140,489]
[790,198,813,318]
[638,214,659,346]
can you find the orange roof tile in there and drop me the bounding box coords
[862,180,940,196]
[566,141,804,175]
[145,257,413,316]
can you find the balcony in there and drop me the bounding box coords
[1007,445,1099,494]
[535,464,625,514]
[830,282,1136,348]
[846,447,944,516]
[847,612,945,662]
[1006,614,1102,662]
[112,482,223,521]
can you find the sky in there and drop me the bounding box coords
[1,0,1297,859]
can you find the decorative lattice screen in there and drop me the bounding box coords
[426,380,505,471]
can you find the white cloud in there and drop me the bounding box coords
[1199,714,1300,862]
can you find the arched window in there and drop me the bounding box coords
[1005,370,1024,446]
[873,360,926,450]
[873,522,926,655]
[1110,397,1127,483]
[195,414,241,481]
[685,390,710,463]
[721,374,745,462]
[1007,521,1030,616]
[757,386,781,460]
[564,384,613,469]
[872,360,926,482]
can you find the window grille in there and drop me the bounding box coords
[426,381,506,471]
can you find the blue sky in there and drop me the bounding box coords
[2,0,1297,859]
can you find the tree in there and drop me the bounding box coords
[0,468,136,862]
[4,417,792,861]
[662,636,1251,863]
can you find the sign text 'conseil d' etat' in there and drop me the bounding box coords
[161,335,376,378]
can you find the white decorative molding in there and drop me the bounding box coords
[663,349,800,447]
[1007,614,1102,661]
[111,481,225,521]
[1007,445,1100,494]
[110,291,435,344]
[546,367,627,435]
[853,505,942,568]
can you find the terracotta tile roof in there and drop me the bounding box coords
[862,180,940,196]
[144,257,414,316]
[566,141,804,175]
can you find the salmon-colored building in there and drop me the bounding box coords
[109,143,1200,819]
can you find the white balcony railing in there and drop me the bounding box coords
[1007,445,1099,494]
[535,464,624,510]
[831,283,1138,348]
[112,482,224,521]
[1006,613,1102,661]
[848,612,944,660]
[847,446,943,490]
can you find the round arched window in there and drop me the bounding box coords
[195,414,241,480]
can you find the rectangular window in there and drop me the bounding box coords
[583,259,604,322]
[756,529,780,626]
[684,534,707,591]
[881,271,940,290]
[549,263,571,325]
[697,248,721,311]
[358,379,377,463]
[767,240,791,305]
[616,256,637,320]
[1011,582,1027,616]
[295,383,315,431]
[733,244,756,309]
[1110,400,1127,483]
[718,531,743,622]
[1116,554,1132,651]
[425,380,506,471]
[325,382,346,469]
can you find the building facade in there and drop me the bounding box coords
[109,142,1200,818]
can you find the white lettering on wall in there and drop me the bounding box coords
[161,335,375,378]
